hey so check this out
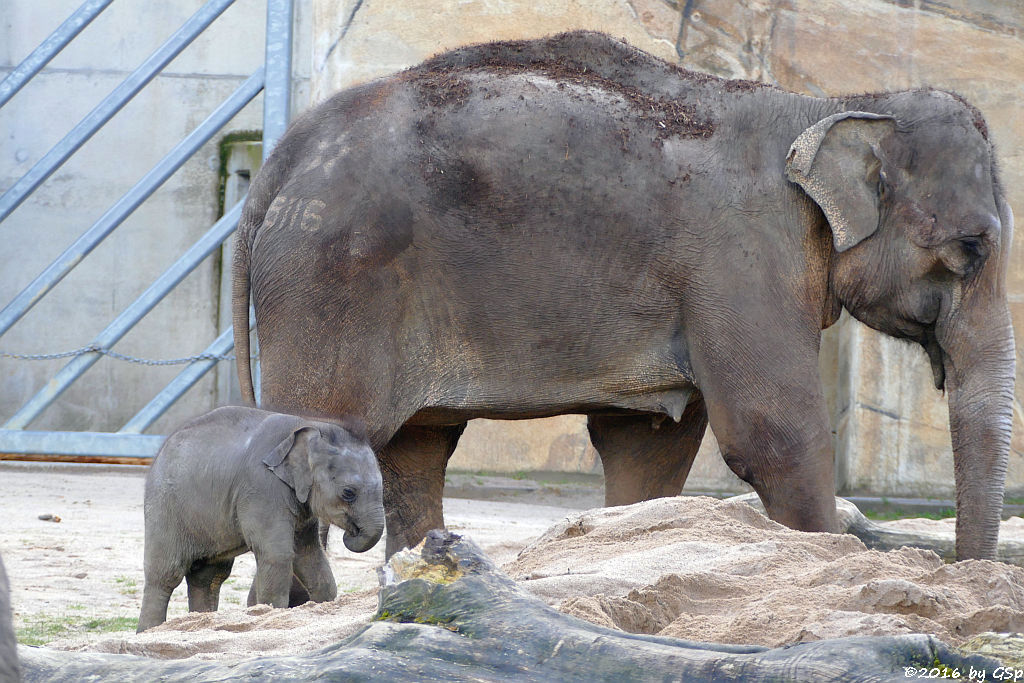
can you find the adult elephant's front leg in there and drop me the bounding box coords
[588,398,708,507]
[379,423,466,558]
[693,329,838,534]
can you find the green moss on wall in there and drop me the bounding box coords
[216,130,263,218]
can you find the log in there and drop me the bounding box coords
[732,493,1024,566]
[0,453,149,466]
[19,530,999,682]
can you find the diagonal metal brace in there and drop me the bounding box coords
[3,200,244,430]
[0,0,236,223]
[0,0,113,109]
[0,67,264,340]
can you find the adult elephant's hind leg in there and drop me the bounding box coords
[588,399,708,507]
[380,423,466,558]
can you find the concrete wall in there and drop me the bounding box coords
[311,0,1024,498]
[0,0,311,434]
[3,2,1020,501]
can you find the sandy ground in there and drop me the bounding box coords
[5,461,1024,666]
[0,462,587,643]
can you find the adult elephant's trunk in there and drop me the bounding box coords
[939,290,1015,561]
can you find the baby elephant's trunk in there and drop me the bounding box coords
[342,518,384,553]
[337,493,385,553]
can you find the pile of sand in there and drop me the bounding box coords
[50,496,1024,660]
[506,497,1024,647]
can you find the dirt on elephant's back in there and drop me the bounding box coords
[505,496,1024,647]
[406,32,718,141]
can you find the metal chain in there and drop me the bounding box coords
[0,345,257,365]
[6,341,1022,366]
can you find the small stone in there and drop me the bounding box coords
[73,572,87,579]
[38,513,52,521]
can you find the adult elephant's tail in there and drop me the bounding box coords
[231,141,294,406]
[231,212,256,405]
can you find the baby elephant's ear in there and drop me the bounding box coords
[786,111,896,253]
[263,426,319,503]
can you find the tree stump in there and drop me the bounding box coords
[19,530,1000,682]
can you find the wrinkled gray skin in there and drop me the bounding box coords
[0,553,19,683]
[233,32,1014,561]
[137,406,384,632]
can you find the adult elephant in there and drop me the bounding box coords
[233,31,1014,561]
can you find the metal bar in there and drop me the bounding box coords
[252,0,293,404]
[120,309,255,433]
[3,200,244,430]
[0,0,236,223]
[0,68,264,340]
[262,0,294,159]
[0,429,163,457]
[0,0,114,109]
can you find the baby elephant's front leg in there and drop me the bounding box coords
[292,521,337,603]
[252,551,295,608]
[250,523,298,608]
[246,574,312,607]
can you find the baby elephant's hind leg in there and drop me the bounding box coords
[186,559,234,613]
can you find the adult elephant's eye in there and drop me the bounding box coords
[960,236,984,259]
[341,487,357,503]
[876,171,889,200]
[952,236,988,278]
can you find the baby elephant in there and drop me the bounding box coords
[137,406,384,632]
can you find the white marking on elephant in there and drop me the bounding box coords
[298,143,332,174]
[300,200,326,233]
[348,231,365,258]
[263,195,292,230]
[301,156,323,174]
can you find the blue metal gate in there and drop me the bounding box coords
[0,0,294,459]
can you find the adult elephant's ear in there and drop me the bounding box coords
[786,111,896,252]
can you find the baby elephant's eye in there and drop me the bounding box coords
[341,487,357,503]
